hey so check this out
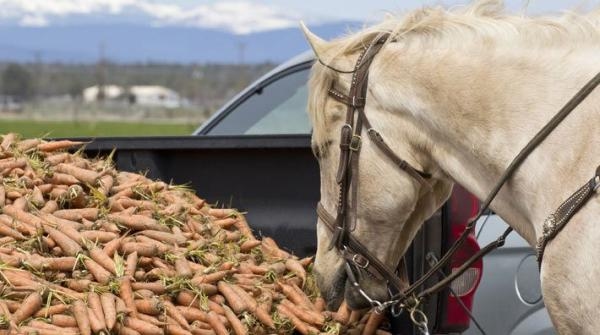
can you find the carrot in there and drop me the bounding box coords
[116,324,142,335]
[121,242,158,257]
[40,200,59,213]
[299,256,314,268]
[16,138,41,151]
[280,299,325,326]
[206,311,228,335]
[0,133,16,151]
[124,317,163,335]
[67,279,92,292]
[217,282,247,314]
[53,208,99,221]
[0,219,26,240]
[80,230,119,244]
[87,292,106,325]
[191,270,231,286]
[107,214,169,232]
[119,277,137,317]
[37,140,85,152]
[47,172,80,185]
[99,293,117,331]
[223,305,247,335]
[130,282,166,296]
[51,314,78,327]
[174,256,193,278]
[11,291,42,324]
[43,226,82,256]
[229,284,275,329]
[87,306,107,334]
[175,306,208,323]
[103,237,122,257]
[276,304,319,335]
[54,163,100,185]
[72,300,92,335]
[285,258,307,284]
[0,158,26,172]
[314,297,326,313]
[164,300,190,330]
[0,186,4,207]
[334,300,351,325]
[239,240,261,253]
[189,327,217,335]
[98,175,114,196]
[45,152,70,165]
[136,312,164,327]
[34,304,69,318]
[165,321,194,335]
[277,282,315,311]
[125,251,138,278]
[134,298,163,316]
[89,246,117,274]
[83,258,112,284]
[361,311,386,335]
[139,230,186,245]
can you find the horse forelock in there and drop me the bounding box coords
[308,0,600,147]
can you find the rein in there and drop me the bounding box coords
[315,32,600,328]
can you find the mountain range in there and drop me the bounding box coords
[0,21,360,64]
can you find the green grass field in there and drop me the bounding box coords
[0,119,198,138]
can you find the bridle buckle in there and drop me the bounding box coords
[349,135,362,152]
[352,253,370,269]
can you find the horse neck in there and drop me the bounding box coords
[378,45,600,245]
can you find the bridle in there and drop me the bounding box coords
[314,32,600,326]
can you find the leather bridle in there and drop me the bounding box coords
[314,32,600,317]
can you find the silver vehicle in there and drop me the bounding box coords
[195,52,555,335]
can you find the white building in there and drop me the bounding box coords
[82,85,183,109]
[83,85,123,102]
[129,85,182,109]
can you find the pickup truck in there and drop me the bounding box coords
[75,51,553,334]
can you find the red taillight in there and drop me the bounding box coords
[437,185,483,333]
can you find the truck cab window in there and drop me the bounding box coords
[206,69,311,135]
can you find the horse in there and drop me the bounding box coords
[302,1,600,333]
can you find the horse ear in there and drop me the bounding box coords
[300,21,327,57]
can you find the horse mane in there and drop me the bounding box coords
[308,0,600,147]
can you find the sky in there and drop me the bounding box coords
[0,0,597,34]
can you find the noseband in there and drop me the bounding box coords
[315,32,600,316]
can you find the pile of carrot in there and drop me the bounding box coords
[0,133,391,335]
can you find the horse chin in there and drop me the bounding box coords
[314,265,346,310]
[344,276,389,310]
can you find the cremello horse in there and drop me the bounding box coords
[303,1,600,333]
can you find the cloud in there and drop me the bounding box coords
[0,0,302,34]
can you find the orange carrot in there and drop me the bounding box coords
[37,140,85,152]
[119,276,137,317]
[107,214,169,232]
[80,230,119,243]
[100,293,117,331]
[362,311,386,335]
[87,292,106,326]
[53,208,99,221]
[164,300,191,330]
[125,251,138,278]
[217,282,247,314]
[116,324,142,335]
[103,237,122,257]
[51,314,78,327]
[54,163,100,185]
[206,311,228,335]
[130,281,167,295]
[83,258,112,284]
[47,172,80,185]
[139,230,186,245]
[134,298,163,316]
[239,240,261,253]
[43,226,82,256]
[124,317,164,335]
[276,304,319,335]
[229,284,275,329]
[89,246,117,274]
[277,282,315,311]
[11,291,42,324]
[314,297,326,313]
[87,306,106,334]
[285,258,307,284]
[175,306,208,323]
[40,200,59,213]
[72,300,91,335]
[191,270,231,285]
[334,300,351,325]
[121,242,158,257]
[223,305,247,335]
[34,304,69,318]
[280,299,325,326]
